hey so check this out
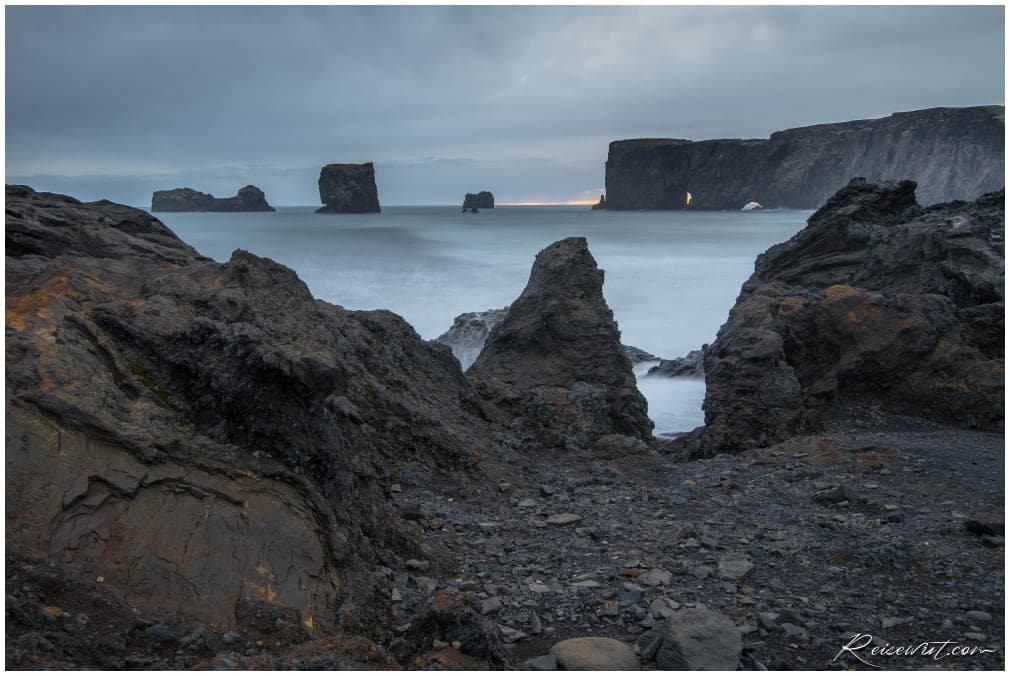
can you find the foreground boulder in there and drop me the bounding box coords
[550,637,639,669]
[462,191,494,212]
[637,607,742,669]
[151,184,275,212]
[691,178,1004,454]
[6,185,493,638]
[317,163,381,213]
[469,237,653,448]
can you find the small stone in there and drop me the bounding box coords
[814,484,859,504]
[539,485,557,497]
[781,622,806,638]
[481,597,502,615]
[498,483,513,493]
[497,624,527,643]
[405,559,430,572]
[964,632,987,642]
[966,610,992,623]
[390,484,402,493]
[678,525,699,539]
[639,568,672,586]
[883,504,900,511]
[528,582,552,593]
[519,498,537,508]
[570,580,601,589]
[718,553,753,580]
[391,588,402,602]
[546,513,582,526]
[691,565,713,580]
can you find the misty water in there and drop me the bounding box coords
[157,206,809,436]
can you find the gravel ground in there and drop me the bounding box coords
[387,416,1004,670]
[6,415,1003,670]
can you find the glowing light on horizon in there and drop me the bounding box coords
[502,199,599,206]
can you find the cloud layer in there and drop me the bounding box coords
[6,6,1004,205]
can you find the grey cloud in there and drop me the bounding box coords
[6,6,1003,205]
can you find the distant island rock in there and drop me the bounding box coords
[591,194,607,210]
[602,106,1004,210]
[462,191,494,213]
[150,185,275,212]
[317,163,381,213]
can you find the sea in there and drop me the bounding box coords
[156,205,810,436]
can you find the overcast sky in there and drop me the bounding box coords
[6,5,1005,206]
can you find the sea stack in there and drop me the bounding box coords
[469,237,653,449]
[151,185,275,212]
[317,163,381,213]
[591,194,607,210]
[462,191,494,212]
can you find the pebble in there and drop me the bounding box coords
[639,569,672,586]
[691,566,713,580]
[718,553,753,580]
[545,513,582,526]
[966,610,992,623]
[405,559,430,572]
[481,597,502,615]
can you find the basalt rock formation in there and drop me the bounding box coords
[468,237,654,449]
[317,163,381,213]
[151,185,275,212]
[603,106,1004,210]
[6,185,496,645]
[462,191,494,212]
[591,194,607,210]
[686,178,1004,454]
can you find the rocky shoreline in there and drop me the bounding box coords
[5,180,1004,669]
[151,185,275,212]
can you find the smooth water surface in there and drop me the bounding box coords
[157,205,809,434]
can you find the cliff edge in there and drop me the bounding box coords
[604,106,1004,209]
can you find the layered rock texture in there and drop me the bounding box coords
[604,106,1004,210]
[151,185,275,212]
[317,163,381,213]
[469,237,653,448]
[6,185,493,640]
[692,178,1004,453]
[462,191,494,212]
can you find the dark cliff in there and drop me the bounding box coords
[151,185,275,212]
[604,106,1004,210]
[317,163,381,213]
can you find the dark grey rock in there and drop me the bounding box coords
[646,348,705,378]
[316,163,380,213]
[151,185,275,212]
[604,106,1004,210]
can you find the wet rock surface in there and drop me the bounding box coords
[151,185,275,212]
[434,307,508,370]
[688,179,1004,454]
[316,162,381,213]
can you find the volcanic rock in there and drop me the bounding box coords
[462,191,494,212]
[151,185,275,212]
[6,185,493,635]
[646,347,705,377]
[687,178,1004,454]
[317,163,381,213]
[591,194,607,210]
[604,106,1004,209]
[468,237,653,449]
[639,607,743,669]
